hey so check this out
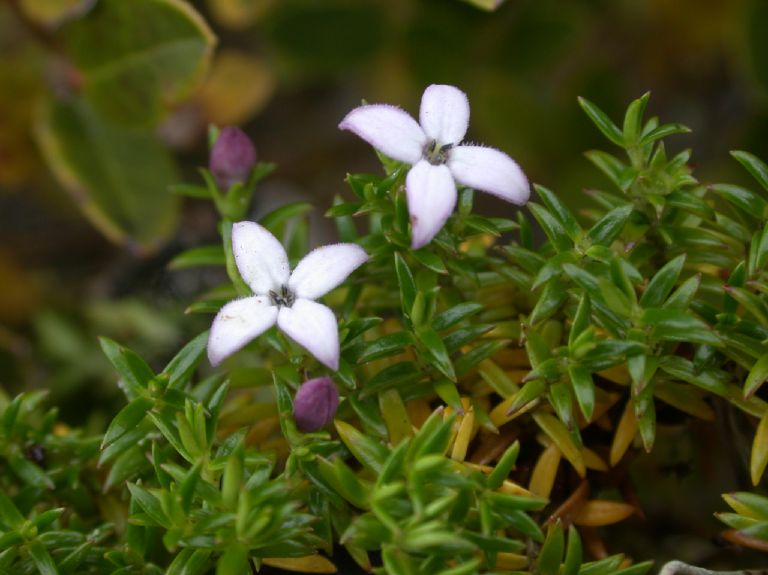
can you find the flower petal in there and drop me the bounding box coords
[208,296,278,366]
[448,145,530,204]
[278,299,340,370]
[419,84,470,146]
[232,221,290,295]
[406,160,457,249]
[288,243,368,300]
[339,104,426,164]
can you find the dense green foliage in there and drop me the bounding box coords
[2,88,768,574]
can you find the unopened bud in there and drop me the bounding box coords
[293,377,339,432]
[209,127,256,189]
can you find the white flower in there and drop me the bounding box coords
[207,222,368,370]
[339,84,530,249]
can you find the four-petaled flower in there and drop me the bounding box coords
[339,84,530,248]
[207,222,368,369]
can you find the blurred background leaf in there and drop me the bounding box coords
[63,0,216,128]
[18,0,95,28]
[36,97,180,249]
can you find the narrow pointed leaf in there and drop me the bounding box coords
[586,205,633,247]
[639,255,686,308]
[732,150,768,192]
[578,97,624,146]
[746,353,768,398]
[751,410,768,486]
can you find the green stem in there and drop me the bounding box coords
[221,219,250,297]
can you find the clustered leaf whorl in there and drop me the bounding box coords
[4,88,768,575]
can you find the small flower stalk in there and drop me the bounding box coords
[293,377,339,432]
[207,221,368,369]
[209,126,257,190]
[340,84,530,248]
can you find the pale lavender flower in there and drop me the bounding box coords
[339,84,530,248]
[209,127,257,189]
[207,222,368,369]
[293,377,339,432]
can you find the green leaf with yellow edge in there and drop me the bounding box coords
[168,246,226,270]
[562,526,583,575]
[64,0,216,128]
[640,255,686,308]
[487,442,520,490]
[507,379,547,416]
[641,308,721,347]
[162,330,209,390]
[529,203,572,253]
[586,205,633,247]
[335,420,387,474]
[711,184,768,218]
[394,252,417,319]
[262,556,339,574]
[0,492,24,529]
[101,396,153,448]
[19,0,94,28]
[166,548,213,575]
[664,274,701,309]
[716,512,759,530]
[568,365,595,422]
[639,123,691,146]
[436,558,482,575]
[27,541,59,575]
[379,389,413,445]
[216,544,249,575]
[535,184,581,240]
[432,378,463,412]
[37,98,179,249]
[316,457,369,509]
[653,381,715,421]
[723,492,768,519]
[610,401,638,466]
[412,249,448,274]
[549,382,575,430]
[432,302,484,331]
[127,483,170,528]
[636,394,656,452]
[98,337,155,399]
[537,522,565,575]
[259,201,313,235]
[461,0,506,11]
[578,97,625,146]
[745,353,768,399]
[533,412,586,477]
[751,409,768,485]
[622,92,650,145]
[477,359,519,398]
[732,151,768,193]
[415,327,456,381]
[530,279,568,326]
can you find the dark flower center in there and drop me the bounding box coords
[269,285,296,308]
[424,140,452,165]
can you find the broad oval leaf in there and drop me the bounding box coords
[64,0,216,127]
[37,98,179,249]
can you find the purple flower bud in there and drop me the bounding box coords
[293,377,339,433]
[209,127,257,189]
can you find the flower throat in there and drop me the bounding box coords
[424,140,452,165]
[269,285,296,308]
